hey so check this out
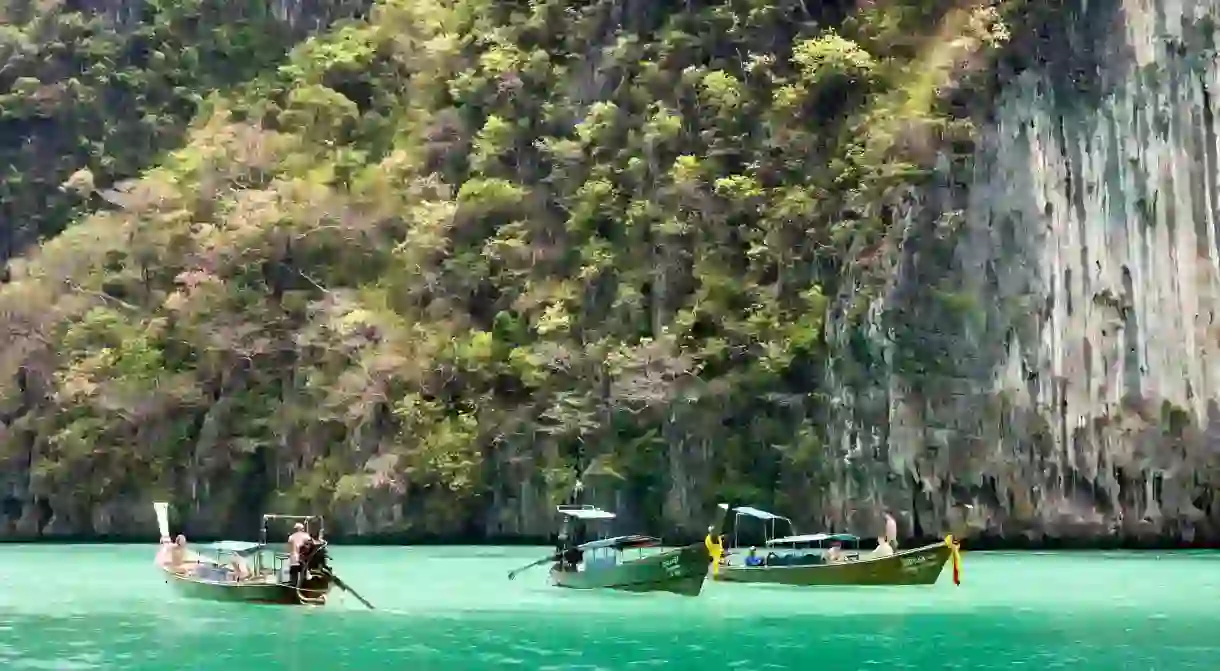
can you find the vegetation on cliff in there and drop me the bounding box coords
[0,0,1016,539]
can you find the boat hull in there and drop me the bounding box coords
[550,542,712,596]
[714,541,952,586]
[161,566,333,605]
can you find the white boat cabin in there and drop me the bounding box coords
[189,540,283,583]
[556,505,660,572]
[722,506,864,568]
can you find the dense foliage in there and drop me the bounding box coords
[0,0,367,259]
[0,0,1017,538]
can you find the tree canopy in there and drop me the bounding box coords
[0,0,1018,539]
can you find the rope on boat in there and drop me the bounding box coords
[294,583,328,606]
[292,540,330,605]
[291,564,329,605]
[292,567,329,605]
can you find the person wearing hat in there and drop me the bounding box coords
[286,522,312,586]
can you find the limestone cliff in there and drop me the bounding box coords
[3,0,1218,547]
[830,0,1220,546]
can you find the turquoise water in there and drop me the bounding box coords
[0,545,1216,669]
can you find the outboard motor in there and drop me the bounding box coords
[560,546,584,571]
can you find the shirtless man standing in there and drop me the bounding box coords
[287,522,312,586]
[170,534,192,573]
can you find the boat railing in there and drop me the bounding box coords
[259,512,325,547]
[726,543,869,568]
[269,552,292,583]
[585,553,618,571]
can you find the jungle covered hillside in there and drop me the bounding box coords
[0,0,1020,541]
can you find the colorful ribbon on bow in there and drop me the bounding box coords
[945,534,963,585]
[705,533,725,576]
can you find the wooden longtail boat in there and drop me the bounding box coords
[711,505,963,587]
[152,503,373,608]
[508,502,731,597]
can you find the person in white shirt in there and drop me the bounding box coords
[873,536,894,557]
[826,541,844,563]
[287,523,312,586]
[229,555,251,581]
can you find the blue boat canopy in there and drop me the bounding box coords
[733,506,790,521]
[200,540,263,555]
[576,534,660,552]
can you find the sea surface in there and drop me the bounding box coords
[0,545,1216,669]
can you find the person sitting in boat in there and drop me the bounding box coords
[559,546,584,571]
[287,522,312,586]
[229,555,251,581]
[826,541,844,563]
[744,546,763,567]
[873,536,894,558]
[154,535,173,567]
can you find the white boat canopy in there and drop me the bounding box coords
[200,540,263,555]
[575,534,659,551]
[766,533,860,546]
[557,504,616,520]
[733,506,791,521]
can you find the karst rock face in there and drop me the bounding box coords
[821,0,1220,547]
[3,0,1219,546]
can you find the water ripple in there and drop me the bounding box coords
[0,547,1216,669]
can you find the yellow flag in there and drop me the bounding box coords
[945,534,962,585]
[705,534,724,576]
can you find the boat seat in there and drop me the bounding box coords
[196,565,232,582]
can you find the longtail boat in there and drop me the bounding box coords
[711,505,963,587]
[507,502,730,597]
[152,502,373,608]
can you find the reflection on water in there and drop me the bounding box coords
[0,546,1217,669]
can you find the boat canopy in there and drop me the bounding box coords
[557,504,616,520]
[200,540,263,555]
[576,534,660,552]
[765,533,860,546]
[259,513,324,545]
[262,513,320,522]
[733,506,790,521]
